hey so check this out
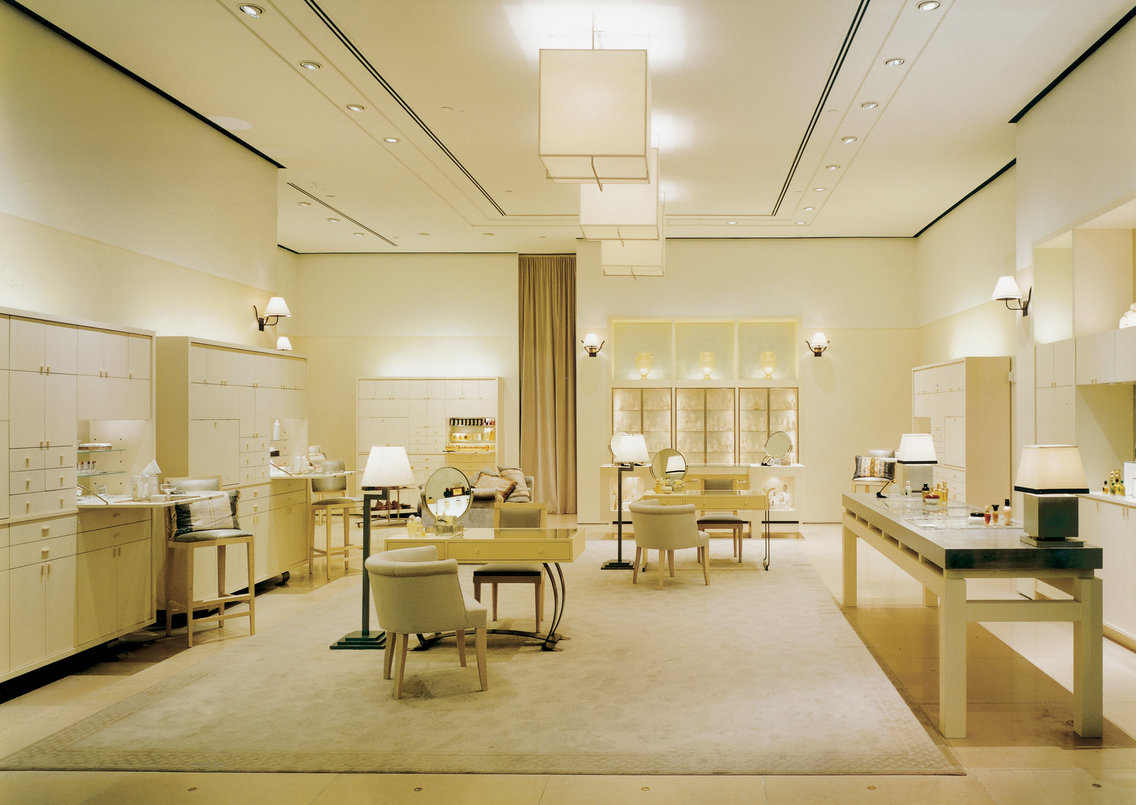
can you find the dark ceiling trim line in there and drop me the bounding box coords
[304,0,506,217]
[913,159,1015,238]
[772,0,872,215]
[287,182,398,246]
[3,0,285,170]
[1010,4,1136,124]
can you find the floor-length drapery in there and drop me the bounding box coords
[518,255,576,514]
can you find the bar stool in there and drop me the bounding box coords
[308,459,360,578]
[473,502,547,630]
[696,478,747,562]
[165,489,255,647]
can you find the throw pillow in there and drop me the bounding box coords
[498,467,531,503]
[174,490,240,536]
[473,471,517,502]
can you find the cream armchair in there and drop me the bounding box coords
[629,501,711,589]
[365,546,488,699]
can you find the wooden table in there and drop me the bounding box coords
[842,493,1103,738]
[642,489,773,569]
[384,527,587,650]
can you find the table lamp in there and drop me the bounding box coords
[331,445,415,651]
[896,433,937,493]
[1013,444,1089,546]
[604,432,649,570]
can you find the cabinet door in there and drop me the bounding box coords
[127,335,151,380]
[188,419,240,487]
[9,371,45,447]
[76,329,104,377]
[117,538,151,630]
[1053,338,1075,386]
[0,429,7,520]
[75,546,117,645]
[43,323,77,375]
[1036,386,1075,444]
[0,568,9,674]
[44,555,76,658]
[44,373,76,447]
[1035,342,1055,389]
[9,562,46,668]
[1076,331,1115,385]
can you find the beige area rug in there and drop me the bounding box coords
[0,539,960,775]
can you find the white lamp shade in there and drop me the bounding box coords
[275,336,293,351]
[583,332,601,349]
[1014,444,1089,493]
[896,433,937,464]
[361,445,415,488]
[539,49,650,183]
[264,296,291,317]
[991,275,1022,302]
[810,332,828,349]
[579,148,660,239]
[611,432,649,464]
[600,233,665,277]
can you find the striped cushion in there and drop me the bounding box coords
[174,491,240,537]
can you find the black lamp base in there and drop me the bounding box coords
[330,630,387,650]
[601,559,635,570]
[1019,535,1084,548]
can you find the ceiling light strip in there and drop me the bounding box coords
[287,182,398,246]
[770,0,871,216]
[303,0,506,216]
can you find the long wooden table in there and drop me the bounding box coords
[384,527,586,650]
[842,493,1103,738]
[642,489,773,569]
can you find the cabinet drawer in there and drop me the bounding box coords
[239,466,270,486]
[10,491,77,518]
[0,545,8,572]
[240,437,269,453]
[271,489,308,510]
[10,470,44,495]
[77,520,149,553]
[0,524,8,549]
[78,508,149,531]
[10,533,78,567]
[10,448,45,472]
[9,514,78,544]
[45,467,77,491]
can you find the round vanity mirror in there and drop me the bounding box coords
[423,466,471,520]
[763,431,793,466]
[651,448,687,482]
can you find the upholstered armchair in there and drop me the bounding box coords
[629,501,710,589]
[365,546,488,699]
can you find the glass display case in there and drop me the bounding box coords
[675,388,735,464]
[611,387,673,457]
[738,387,798,465]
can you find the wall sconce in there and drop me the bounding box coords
[276,336,293,351]
[698,351,715,379]
[254,296,291,330]
[992,275,1031,316]
[581,333,604,357]
[805,332,829,357]
[760,351,777,379]
[635,351,653,379]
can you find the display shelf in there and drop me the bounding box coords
[738,387,798,465]
[612,387,672,458]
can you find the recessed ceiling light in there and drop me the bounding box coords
[727,220,737,225]
[804,206,816,212]
[383,137,400,144]
[841,136,859,144]
[418,232,430,236]
[346,104,364,112]
[299,61,322,71]
[813,187,827,192]
[327,217,340,223]
[297,201,311,207]
[884,57,905,67]
[826,164,840,171]
[238,4,263,17]
[796,221,806,225]
[353,232,365,237]
[917,1,941,10]
[861,101,879,110]
[483,232,496,237]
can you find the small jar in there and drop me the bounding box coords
[984,504,992,525]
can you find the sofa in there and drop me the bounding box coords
[419,466,535,528]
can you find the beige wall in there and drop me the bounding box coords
[575,238,921,523]
[289,253,520,476]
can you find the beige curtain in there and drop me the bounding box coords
[519,255,577,514]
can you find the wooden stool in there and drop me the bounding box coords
[165,530,255,647]
[696,514,747,562]
[473,566,543,631]
[308,498,358,578]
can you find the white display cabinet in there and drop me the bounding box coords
[611,387,672,457]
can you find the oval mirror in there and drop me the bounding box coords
[650,448,686,481]
[423,466,471,520]
[764,430,793,464]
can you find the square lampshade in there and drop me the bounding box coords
[539,49,650,184]
[579,148,660,240]
[361,445,415,489]
[896,433,937,464]
[1013,444,1088,493]
[600,232,665,277]
[611,432,649,464]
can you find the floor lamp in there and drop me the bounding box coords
[603,432,649,570]
[331,445,415,650]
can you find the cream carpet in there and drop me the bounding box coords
[1,539,959,775]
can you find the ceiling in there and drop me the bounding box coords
[15,0,1136,255]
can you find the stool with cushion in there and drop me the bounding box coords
[366,545,488,699]
[308,459,360,579]
[165,487,255,647]
[472,502,547,630]
[629,501,710,589]
[696,477,748,562]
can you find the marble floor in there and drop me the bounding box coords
[1,519,1135,804]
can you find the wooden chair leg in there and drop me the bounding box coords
[383,630,395,679]
[473,579,483,605]
[165,545,174,637]
[491,583,498,620]
[307,509,316,576]
[633,546,642,584]
[185,544,195,647]
[475,627,488,691]
[668,549,675,577]
[324,511,333,579]
[246,538,256,636]
[341,506,351,571]
[703,545,710,585]
[394,633,409,699]
[455,628,467,667]
[657,549,665,589]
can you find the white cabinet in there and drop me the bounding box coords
[1035,338,1076,444]
[188,419,240,487]
[75,511,152,646]
[7,514,78,673]
[1076,330,1116,385]
[911,357,1010,509]
[9,318,77,375]
[1079,496,1136,647]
